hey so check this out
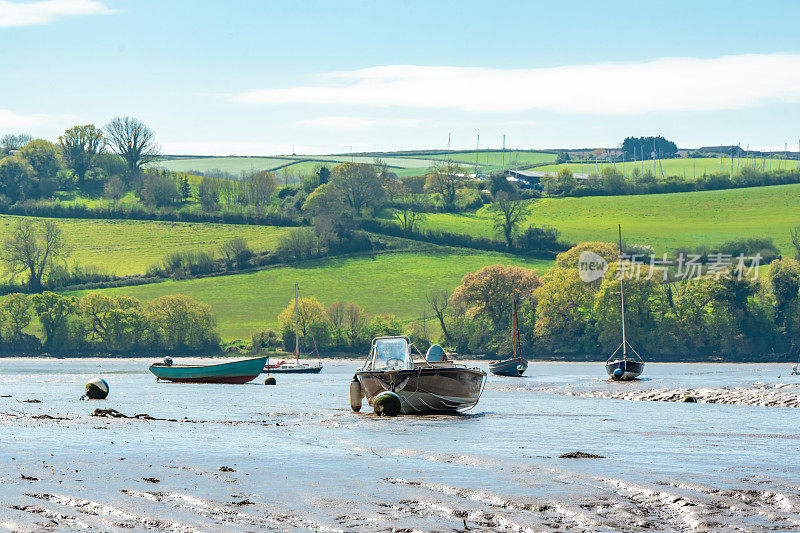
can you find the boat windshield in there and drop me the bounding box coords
[372,338,409,370]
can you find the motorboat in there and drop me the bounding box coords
[149,356,268,384]
[351,336,486,414]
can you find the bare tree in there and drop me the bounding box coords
[489,191,533,248]
[393,194,425,235]
[2,219,70,292]
[791,226,800,261]
[426,290,452,344]
[104,116,160,177]
[1,133,33,155]
[424,161,467,208]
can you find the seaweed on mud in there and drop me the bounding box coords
[559,451,605,459]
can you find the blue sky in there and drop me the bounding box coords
[2,0,800,155]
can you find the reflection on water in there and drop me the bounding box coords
[1,359,799,531]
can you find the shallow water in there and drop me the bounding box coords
[1,359,799,531]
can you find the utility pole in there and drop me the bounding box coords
[474,134,480,177]
[501,134,506,173]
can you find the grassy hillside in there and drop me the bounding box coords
[154,154,440,179]
[0,216,291,276]
[412,150,556,170]
[72,250,553,340]
[536,156,800,177]
[153,157,296,175]
[411,183,800,254]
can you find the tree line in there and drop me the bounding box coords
[0,291,218,355]
[421,242,800,359]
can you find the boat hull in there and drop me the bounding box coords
[355,368,486,414]
[489,357,528,376]
[149,356,269,384]
[605,359,644,381]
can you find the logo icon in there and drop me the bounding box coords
[578,251,608,283]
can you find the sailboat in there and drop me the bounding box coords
[263,283,323,374]
[605,225,645,381]
[488,297,528,376]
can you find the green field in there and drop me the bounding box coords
[74,250,553,340]
[153,157,296,176]
[0,216,291,276]
[154,154,441,179]
[536,156,800,177]
[410,183,800,254]
[412,150,556,170]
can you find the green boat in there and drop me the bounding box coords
[149,356,269,384]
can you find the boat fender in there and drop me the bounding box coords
[265,376,277,385]
[682,395,697,403]
[349,377,362,412]
[517,364,526,374]
[373,391,401,417]
[85,378,109,400]
[613,368,624,379]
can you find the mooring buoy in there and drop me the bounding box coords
[264,376,277,385]
[373,391,401,417]
[85,378,109,400]
[682,395,697,403]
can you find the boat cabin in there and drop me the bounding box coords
[363,336,453,371]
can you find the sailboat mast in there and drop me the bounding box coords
[512,297,518,358]
[294,283,300,361]
[618,224,627,358]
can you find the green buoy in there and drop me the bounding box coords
[373,391,401,417]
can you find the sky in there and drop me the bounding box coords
[2,0,800,155]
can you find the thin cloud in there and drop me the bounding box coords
[0,0,114,27]
[160,141,317,157]
[294,116,422,130]
[0,108,55,129]
[235,53,800,115]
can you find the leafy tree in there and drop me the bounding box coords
[768,258,800,327]
[0,155,37,201]
[197,176,220,210]
[278,295,327,351]
[554,241,619,269]
[601,166,627,195]
[316,165,330,184]
[139,173,179,207]
[593,262,669,351]
[146,294,218,352]
[30,292,79,349]
[103,175,126,203]
[451,264,541,331]
[244,170,277,206]
[489,191,532,248]
[534,267,597,351]
[104,116,160,177]
[345,301,365,347]
[425,161,466,208]
[179,175,191,201]
[219,238,252,269]
[621,136,678,160]
[302,182,352,239]
[1,219,69,292]
[275,227,321,261]
[1,293,32,341]
[19,139,63,183]
[543,167,577,195]
[326,301,347,346]
[329,162,384,215]
[58,125,105,183]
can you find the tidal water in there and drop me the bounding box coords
[1,358,799,532]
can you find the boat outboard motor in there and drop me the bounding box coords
[426,344,447,362]
[164,356,173,367]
